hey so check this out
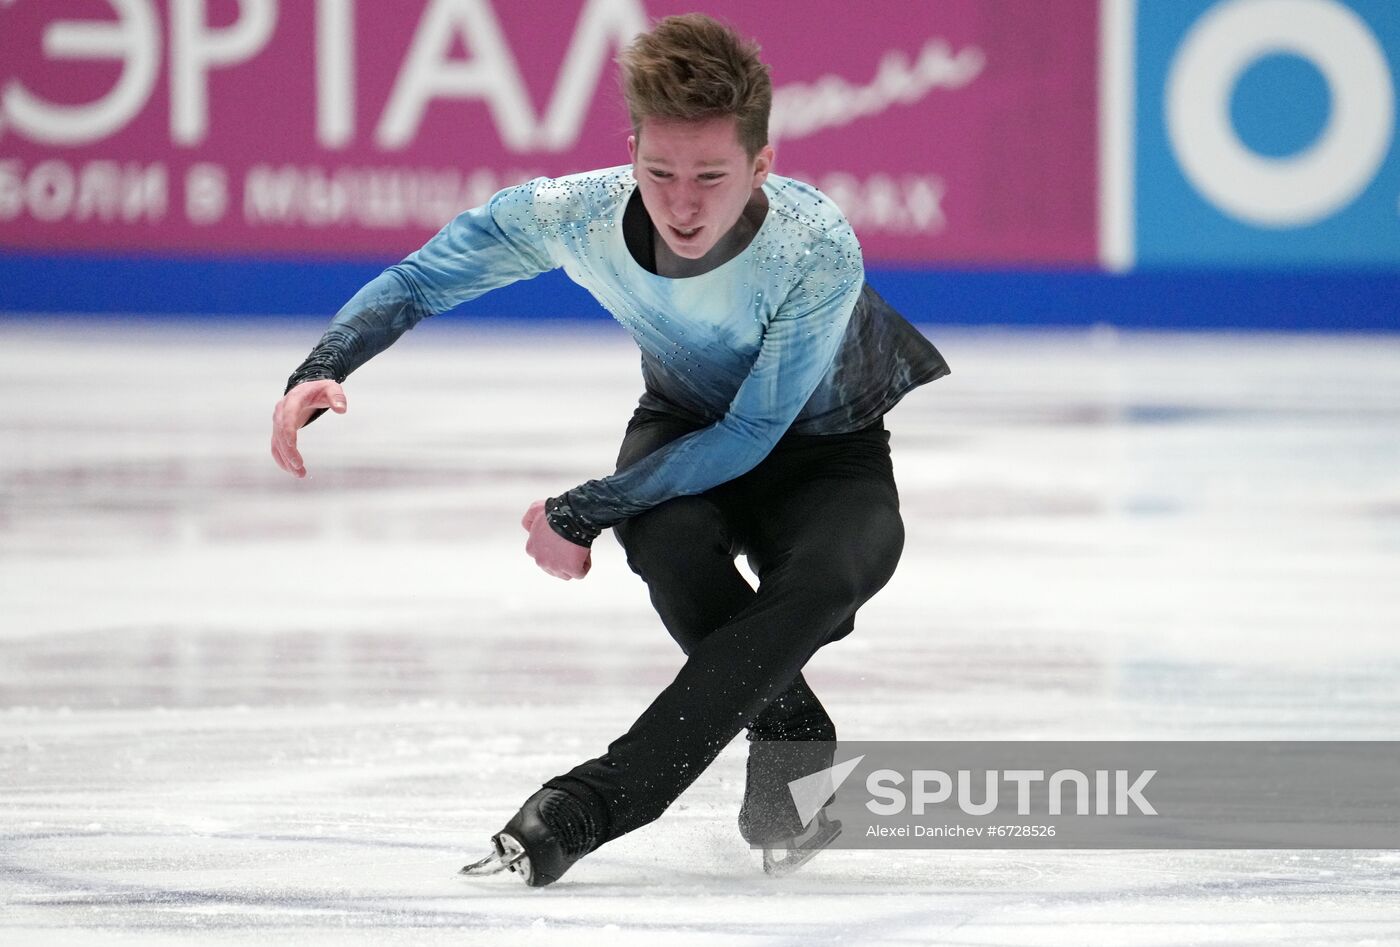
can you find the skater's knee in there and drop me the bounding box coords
[843,506,905,598]
[796,529,903,612]
[824,612,857,645]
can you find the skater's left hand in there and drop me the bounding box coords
[522,500,592,580]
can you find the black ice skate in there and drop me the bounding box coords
[458,787,601,887]
[739,740,843,876]
[760,809,842,876]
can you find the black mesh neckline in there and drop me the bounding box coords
[622,188,658,275]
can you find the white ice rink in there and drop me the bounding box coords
[2,318,1399,945]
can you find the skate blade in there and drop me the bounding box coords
[762,815,842,877]
[458,833,532,883]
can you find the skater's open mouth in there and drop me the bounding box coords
[670,225,702,241]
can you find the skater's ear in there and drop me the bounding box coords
[750,144,774,189]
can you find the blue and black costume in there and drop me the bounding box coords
[287,166,948,844]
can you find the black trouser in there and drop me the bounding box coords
[545,407,905,843]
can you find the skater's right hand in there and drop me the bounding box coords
[271,379,347,478]
[522,499,593,580]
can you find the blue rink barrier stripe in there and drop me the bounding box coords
[1,253,1397,331]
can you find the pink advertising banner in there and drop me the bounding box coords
[0,0,1099,265]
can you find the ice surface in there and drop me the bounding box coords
[2,319,1399,945]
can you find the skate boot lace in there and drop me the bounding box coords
[538,790,599,858]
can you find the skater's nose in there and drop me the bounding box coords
[668,182,702,222]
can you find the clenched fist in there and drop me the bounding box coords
[522,499,592,580]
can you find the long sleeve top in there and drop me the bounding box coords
[285,166,949,543]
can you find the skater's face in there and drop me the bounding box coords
[629,116,773,261]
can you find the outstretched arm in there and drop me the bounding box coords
[271,180,556,477]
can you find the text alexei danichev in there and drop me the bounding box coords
[866,824,1059,838]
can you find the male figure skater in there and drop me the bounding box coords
[272,14,947,886]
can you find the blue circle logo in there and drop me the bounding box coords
[1229,53,1333,159]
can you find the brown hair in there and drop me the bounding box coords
[617,13,772,157]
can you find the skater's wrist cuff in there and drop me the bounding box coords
[283,327,368,395]
[284,359,345,395]
[544,495,601,547]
